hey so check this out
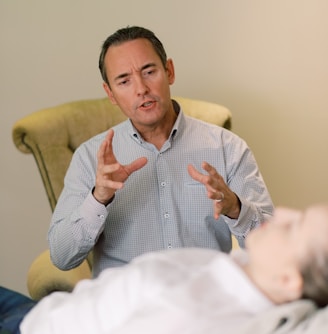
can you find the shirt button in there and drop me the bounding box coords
[164,213,170,219]
[160,182,166,187]
[168,243,172,249]
[98,214,105,220]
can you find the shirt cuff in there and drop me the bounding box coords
[78,192,110,242]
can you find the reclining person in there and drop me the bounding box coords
[2,204,328,334]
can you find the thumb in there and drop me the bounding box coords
[125,157,148,176]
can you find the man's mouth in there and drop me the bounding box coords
[142,101,153,107]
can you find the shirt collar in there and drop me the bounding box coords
[128,99,185,145]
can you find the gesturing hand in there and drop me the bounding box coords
[187,161,240,219]
[93,129,148,205]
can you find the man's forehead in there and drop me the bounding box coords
[106,38,157,60]
[105,39,160,74]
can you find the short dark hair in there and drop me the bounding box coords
[99,26,167,86]
[300,245,328,307]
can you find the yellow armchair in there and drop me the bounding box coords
[12,96,232,300]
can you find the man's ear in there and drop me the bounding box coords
[279,268,303,301]
[103,82,117,105]
[166,59,175,85]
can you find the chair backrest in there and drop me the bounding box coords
[12,96,232,211]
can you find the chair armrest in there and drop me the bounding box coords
[27,250,92,300]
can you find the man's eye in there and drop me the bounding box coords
[143,69,155,77]
[118,79,129,86]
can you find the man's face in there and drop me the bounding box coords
[102,38,175,130]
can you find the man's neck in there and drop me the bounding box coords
[135,108,177,150]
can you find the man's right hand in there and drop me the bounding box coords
[93,129,148,205]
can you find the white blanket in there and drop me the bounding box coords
[237,300,328,334]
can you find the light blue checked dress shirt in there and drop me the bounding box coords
[49,103,273,277]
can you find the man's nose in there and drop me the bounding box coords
[135,76,149,96]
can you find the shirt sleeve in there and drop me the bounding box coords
[48,142,109,270]
[220,130,274,247]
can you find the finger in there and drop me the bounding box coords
[213,201,223,220]
[202,161,227,192]
[201,161,219,178]
[100,179,125,191]
[189,164,225,198]
[188,164,218,195]
[105,128,114,141]
[124,157,148,176]
[97,142,107,170]
[97,130,113,164]
[187,164,205,183]
[103,129,116,165]
[101,163,121,175]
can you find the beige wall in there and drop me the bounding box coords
[1,1,327,294]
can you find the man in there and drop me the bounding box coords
[48,26,273,276]
[1,204,328,333]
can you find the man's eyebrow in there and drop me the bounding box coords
[141,62,157,71]
[114,72,130,82]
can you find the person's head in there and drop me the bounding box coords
[99,26,168,87]
[245,204,328,307]
[98,26,175,132]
